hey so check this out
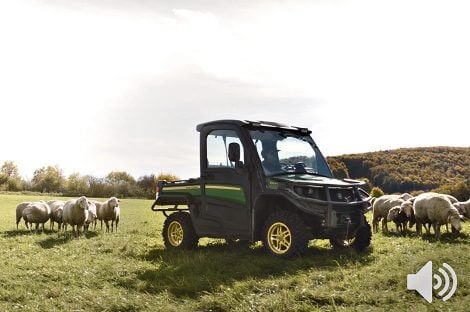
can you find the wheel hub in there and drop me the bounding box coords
[267,222,292,254]
[168,221,184,246]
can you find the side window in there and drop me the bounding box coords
[207,130,244,168]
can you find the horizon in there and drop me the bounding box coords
[1,1,469,180]
[4,144,469,181]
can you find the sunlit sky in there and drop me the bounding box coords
[1,0,469,180]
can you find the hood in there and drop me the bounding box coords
[268,174,365,187]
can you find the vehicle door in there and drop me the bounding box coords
[199,127,251,238]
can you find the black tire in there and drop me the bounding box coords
[352,220,372,252]
[162,212,199,249]
[330,219,372,252]
[262,210,309,258]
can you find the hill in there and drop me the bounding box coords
[327,146,470,199]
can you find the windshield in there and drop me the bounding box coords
[249,129,332,177]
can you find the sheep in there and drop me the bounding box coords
[83,201,97,233]
[413,192,459,233]
[387,205,408,233]
[399,193,413,201]
[413,193,464,238]
[453,199,470,218]
[399,200,416,230]
[372,194,405,233]
[97,197,120,232]
[62,196,90,237]
[21,201,51,233]
[16,202,32,230]
[47,200,65,231]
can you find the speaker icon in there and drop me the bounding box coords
[407,261,458,303]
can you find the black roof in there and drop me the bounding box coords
[196,120,311,134]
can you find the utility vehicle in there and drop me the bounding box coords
[151,120,372,258]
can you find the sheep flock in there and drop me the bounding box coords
[373,192,468,238]
[15,196,121,237]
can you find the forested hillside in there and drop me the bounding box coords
[327,147,470,199]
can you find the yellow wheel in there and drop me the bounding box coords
[263,211,309,258]
[167,221,184,247]
[162,212,199,249]
[267,222,292,254]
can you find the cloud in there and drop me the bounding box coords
[0,0,469,180]
[86,67,323,178]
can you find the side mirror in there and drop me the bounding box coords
[228,143,240,162]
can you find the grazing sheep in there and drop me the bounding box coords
[16,202,32,230]
[414,192,459,233]
[22,201,51,233]
[97,197,120,232]
[47,200,65,231]
[453,199,470,218]
[399,200,416,230]
[413,193,464,238]
[62,196,89,237]
[84,201,97,233]
[372,194,405,233]
[387,206,408,233]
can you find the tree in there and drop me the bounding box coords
[105,171,137,198]
[327,158,350,179]
[87,175,109,198]
[31,165,64,193]
[66,173,89,196]
[136,174,157,199]
[433,181,470,202]
[0,161,21,191]
[106,171,136,184]
[156,173,180,182]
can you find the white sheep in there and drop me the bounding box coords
[62,196,89,237]
[16,202,32,230]
[84,201,97,233]
[21,201,51,233]
[412,192,460,233]
[413,193,464,238]
[47,200,65,231]
[453,199,470,218]
[399,193,413,201]
[96,197,120,232]
[372,194,405,233]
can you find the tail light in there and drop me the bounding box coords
[156,186,160,200]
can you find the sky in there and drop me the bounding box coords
[0,0,469,180]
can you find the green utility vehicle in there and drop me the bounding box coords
[151,120,372,258]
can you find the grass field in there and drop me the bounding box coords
[0,194,469,311]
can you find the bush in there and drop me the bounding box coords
[370,186,384,198]
[433,181,470,201]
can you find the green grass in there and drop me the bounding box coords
[0,194,469,311]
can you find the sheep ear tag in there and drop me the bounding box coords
[407,261,433,303]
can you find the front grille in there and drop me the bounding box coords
[329,187,356,203]
[292,185,364,204]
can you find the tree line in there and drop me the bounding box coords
[0,160,179,199]
[2,146,469,200]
